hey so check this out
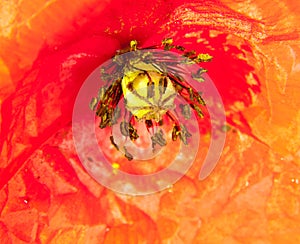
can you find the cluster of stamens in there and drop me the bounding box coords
[89,38,212,160]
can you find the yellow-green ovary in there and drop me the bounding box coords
[121,70,176,121]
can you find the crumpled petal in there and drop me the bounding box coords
[0,0,300,243]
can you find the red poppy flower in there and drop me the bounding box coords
[0,0,300,243]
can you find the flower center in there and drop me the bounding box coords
[121,69,176,122]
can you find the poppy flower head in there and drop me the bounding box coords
[89,38,213,161]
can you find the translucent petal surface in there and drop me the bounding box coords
[0,0,300,243]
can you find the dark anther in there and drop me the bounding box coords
[120,121,129,136]
[110,136,119,150]
[151,129,166,147]
[128,123,139,141]
[145,119,153,128]
[179,124,192,145]
[172,125,181,141]
[124,147,133,161]
[179,104,191,119]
